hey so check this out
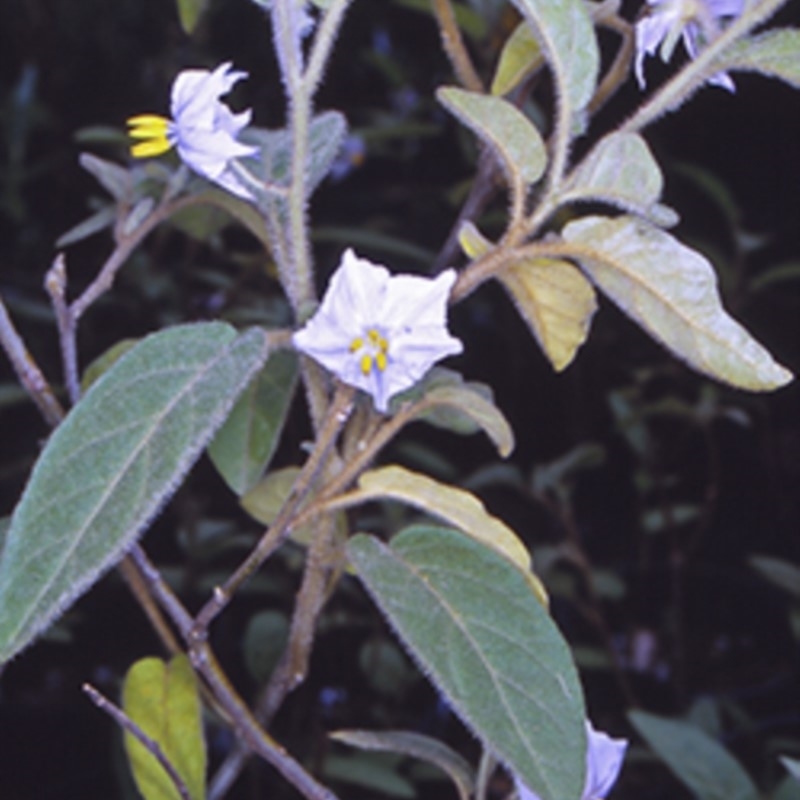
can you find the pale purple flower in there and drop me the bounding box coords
[292,249,463,413]
[128,62,259,199]
[515,721,627,800]
[635,0,744,91]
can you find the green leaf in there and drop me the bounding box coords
[507,0,598,113]
[563,215,794,391]
[718,29,800,89]
[0,322,269,662]
[242,111,348,195]
[629,710,759,800]
[208,349,298,495]
[749,555,800,599]
[331,729,474,800]
[81,338,139,392]
[123,654,206,800]
[499,257,597,371]
[560,133,677,226]
[394,368,514,457]
[176,0,209,35]
[348,526,586,800]
[56,206,116,248]
[79,153,132,200]
[352,465,545,601]
[322,752,416,798]
[491,21,542,97]
[437,87,547,186]
[773,774,800,800]
[242,609,290,684]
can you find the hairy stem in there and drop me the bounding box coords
[432,0,483,93]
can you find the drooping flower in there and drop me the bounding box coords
[127,62,259,199]
[292,249,463,413]
[515,721,628,800]
[635,0,744,91]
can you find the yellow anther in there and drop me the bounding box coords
[375,351,387,372]
[349,336,364,353]
[360,354,373,375]
[126,114,174,159]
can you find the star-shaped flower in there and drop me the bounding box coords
[293,249,463,413]
[635,0,743,91]
[127,62,259,199]
[515,721,628,800]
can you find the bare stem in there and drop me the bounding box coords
[431,0,483,93]
[0,293,64,426]
[83,682,192,800]
[191,382,355,633]
[45,254,80,405]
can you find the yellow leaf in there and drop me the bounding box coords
[499,258,598,371]
[122,654,206,800]
[354,465,548,606]
[491,21,543,96]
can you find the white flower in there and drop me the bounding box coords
[127,62,259,199]
[293,249,463,413]
[515,721,628,800]
[635,0,743,91]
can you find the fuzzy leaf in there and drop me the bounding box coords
[717,29,800,89]
[348,526,586,800]
[331,729,474,800]
[437,87,547,186]
[561,132,677,225]
[458,220,493,259]
[0,323,269,662]
[499,257,597,371]
[507,0,598,113]
[491,21,542,97]
[123,654,206,800]
[242,111,347,194]
[563,216,793,390]
[56,206,117,248]
[395,368,514,457]
[79,153,132,200]
[208,349,298,495]
[629,711,759,800]
[352,465,545,603]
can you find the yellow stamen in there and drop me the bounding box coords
[375,351,387,372]
[349,336,364,353]
[360,354,373,375]
[126,114,173,159]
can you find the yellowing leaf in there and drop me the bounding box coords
[353,465,547,605]
[122,654,206,800]
[457,221,492,260]
[563,216,794,390]
[499,258,598,371]
[491,21,543,96]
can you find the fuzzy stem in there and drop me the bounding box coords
[431,0,484,92]
[621,0,791,134]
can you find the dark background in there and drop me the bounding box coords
[0,0,798,797]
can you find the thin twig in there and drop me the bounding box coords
[191,382,355,633]
[45,254,80,406]
[82,682,193,800]
[431,0,483,93]
[0,293,64,426]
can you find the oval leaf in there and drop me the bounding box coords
[123,654,206,800]
[208,349,298,495]
[499,257,597,371]
[491,21,543,97]
[507,0,598,113]
[629,710,759,800]
[0,322,269,662]
[717,28,800,89]
[347,526,586,800]
[352,465,545,602]
[561,132,677,225]
[563,215,793,390]
[437,87,547,186]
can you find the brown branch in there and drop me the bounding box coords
[431,0,483,93]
